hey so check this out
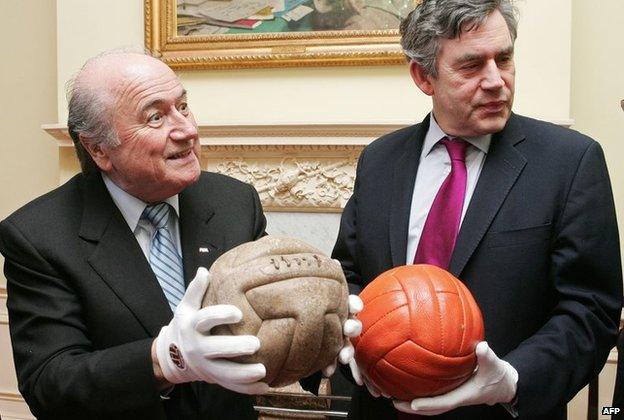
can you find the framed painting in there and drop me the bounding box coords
[144,0,416,70]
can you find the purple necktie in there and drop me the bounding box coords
[413,137,468,270]
[398,139,467,419]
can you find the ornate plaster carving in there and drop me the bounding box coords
[203,145,363,211]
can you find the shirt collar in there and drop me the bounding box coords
[423,113,492,156]
[102,173,180,232]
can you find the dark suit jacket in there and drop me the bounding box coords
[0,171,267,420]
[333,114,623,419]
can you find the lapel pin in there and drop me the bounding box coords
[199,247,210,253]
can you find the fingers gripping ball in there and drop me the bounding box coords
[202,236,349,387]
[351,264,484,401]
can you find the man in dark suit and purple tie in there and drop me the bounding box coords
[333,0,623,419]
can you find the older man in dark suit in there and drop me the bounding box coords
[333,1,622,419]
[0,52,359,420]
[0,52,269,420]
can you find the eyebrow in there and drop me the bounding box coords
[140,89,188,114]
[456,46,514,64]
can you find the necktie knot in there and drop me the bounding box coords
[142,202,172,230]
[441,137,467,162]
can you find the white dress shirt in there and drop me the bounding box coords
[102,174,182,259]
[405,114,492,264]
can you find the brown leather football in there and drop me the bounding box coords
[202,236,349,387]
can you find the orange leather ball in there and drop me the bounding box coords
[351,264,484,400]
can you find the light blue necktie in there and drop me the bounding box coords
[142,203,185,311]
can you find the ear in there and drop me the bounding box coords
[409,61,435,96]
[79,135,112,172]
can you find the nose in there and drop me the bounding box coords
[169,108,198,142]
[480,60,505,90]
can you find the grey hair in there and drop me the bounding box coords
[66,78,118,173]
[400,0,518,77]
[66,47,150,174]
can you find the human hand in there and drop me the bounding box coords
[322,294,363,377]
[393,342,518,416]
[154,267,269,394]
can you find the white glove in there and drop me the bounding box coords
[349,356,390,399]
[329,293,387,399]
[322,294,364,377]
[155,267,269,395]
[393,342,518,416]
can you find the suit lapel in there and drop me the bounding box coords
[178,179,222,284]
[79,174,172,336]
[389,117,429,266]
[449,114,527,276]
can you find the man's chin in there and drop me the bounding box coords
[163,165,201,195]
[189,167,201,185]
[179,166,201,188]
[475,113,510,135]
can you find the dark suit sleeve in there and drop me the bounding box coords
[332,150,366,296]
[330,150,367,387]
[249,183,267,239]
[504,141,623,417]
[0,219,162,418]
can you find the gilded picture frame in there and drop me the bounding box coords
[145,0,414,70]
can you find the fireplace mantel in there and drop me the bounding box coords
[43,119,574,213]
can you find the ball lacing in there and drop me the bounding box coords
[269,254,323,270]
